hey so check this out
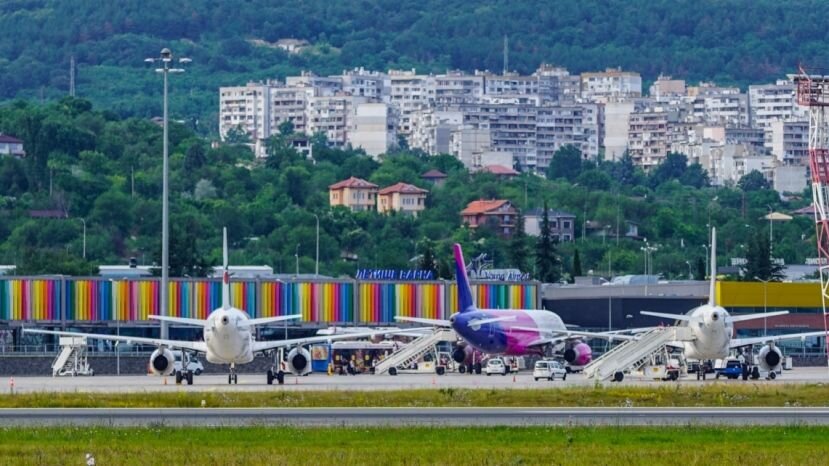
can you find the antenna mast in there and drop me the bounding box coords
[69,56,76,97]
[502,36,508,75]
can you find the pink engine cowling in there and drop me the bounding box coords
[563,342,592,366]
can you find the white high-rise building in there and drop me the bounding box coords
[348,103,397,158]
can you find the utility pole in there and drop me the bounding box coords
[69,56,76,97]
[146,48,190,340]
[503,36,508,75]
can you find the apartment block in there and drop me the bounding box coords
[536,104,602,167]
[628,110,669,170]
[580,68,642,101]
[770,120,809,166]
[523,208,576,241]
[348,102,397,158]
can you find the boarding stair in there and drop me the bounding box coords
[583,327,693,381]
[374,328,457,375]
[52,337,94,377]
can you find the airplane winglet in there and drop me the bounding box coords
[222,227,231,310]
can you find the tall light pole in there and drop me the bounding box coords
[754,276,770,337]
[312,214,320,277]
[685,260,692,280]
[702,245,709,280]
[295,243,300,277]
[146,48,190,339]
[78,218,86,259]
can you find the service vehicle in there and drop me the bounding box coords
[173,351,204,375]
[533,360,567,381]
[485,358,508,376]
[715,358,743,379]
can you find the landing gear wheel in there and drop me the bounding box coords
[613,371,624,382]
[752,367,760,379]
[233,374,238,384]
[175,370,183,385]
[186,371,194,385]
[458,365,466,374]
[228,374,232,384]
[267,369,274,385]
[277,370,285,385]
[696,371,701,380]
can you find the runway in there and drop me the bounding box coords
[3,407,829,426]
[6,366,829,393]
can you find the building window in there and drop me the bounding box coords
[563,221,571,229]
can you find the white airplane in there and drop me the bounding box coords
[640,227,826,378]
[25,228,415,385]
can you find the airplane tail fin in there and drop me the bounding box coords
[222,227,230,310]
[708,227,716,306]
[453,243,476,313]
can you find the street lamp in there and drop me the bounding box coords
[685,260,692,280]
[295,243,300,277]
[78,218,86,259]
[702,245,709,280]
[312,214,320,277]
[754,276,770,337]
[146,48,189,340]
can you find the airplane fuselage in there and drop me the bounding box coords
[450,309,564,356]
[203,307,254,364]
[678,304,733,360]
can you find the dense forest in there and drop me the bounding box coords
[1,1,829,134]
[0,98,813,280]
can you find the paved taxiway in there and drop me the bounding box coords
[4,407,829,426]
[6,366,829,393]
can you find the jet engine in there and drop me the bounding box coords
[451,345,473,364]
[758,343,783,373]
[563,341,592,366]
[149,347,175,376]
[287,347,312,376]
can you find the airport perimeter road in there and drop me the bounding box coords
[4,407,829,426]
[7,367,829,393]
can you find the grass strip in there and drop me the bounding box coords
[0,425,825,465]
[0,384,828,408]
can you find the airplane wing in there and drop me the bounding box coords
[726,311,789,323]
[251,328,432,353]
[395,316,452,327]
[730,331,827,348]
[239,314,302,328]
[23,328,208,352]
[511,326,636,341]
[150,315,208,327]
[467,316,516,328]
[640,311,696,322]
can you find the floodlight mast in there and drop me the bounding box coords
[794,65,829,372]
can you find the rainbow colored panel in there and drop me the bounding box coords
[448,282,538,313]
[0,279,61,320]
[357,282,445,323]
[259,281,353,323]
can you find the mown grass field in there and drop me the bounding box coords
[0,425,825,465]
[1,384,829,408]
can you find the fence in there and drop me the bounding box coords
[0,277,540,324]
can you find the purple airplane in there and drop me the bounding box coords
[398,243,632,371]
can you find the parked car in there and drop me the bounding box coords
[173,351,204,375]
[485,358,508,376]
[715,359,743,380]
[533,360,567,381]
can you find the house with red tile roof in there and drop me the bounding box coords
[0,134,25,158]
[460,199,518,237]
[420,169,447,187]
[328,177,379,212]
[377,182,428,216]
[479,164,519,179]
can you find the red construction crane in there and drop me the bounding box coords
[794,66,829,367]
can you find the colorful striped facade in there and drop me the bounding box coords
[0,278,540,323]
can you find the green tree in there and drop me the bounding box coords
[545,145,583,182]
[509,211,529,272]
[649,152,688,187]
[184,143,207,171]
[741,233,784,281]
[417,237,438,277]
[572,248,582,280]
[534,202,561,283]
[738,170,772,192]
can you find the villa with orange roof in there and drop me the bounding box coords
[460,199,519,237]
[377,182,429,216]
[328,177,379,212]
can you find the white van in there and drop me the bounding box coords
[533,360,567,381]
[172,351,204,375]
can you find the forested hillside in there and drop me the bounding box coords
[1,0,828,133]
[0,98,813,279]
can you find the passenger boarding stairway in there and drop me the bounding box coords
[52,337,94,377]
[583,327,693,381]
[374,329,457,375]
